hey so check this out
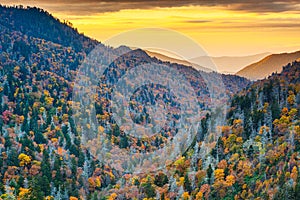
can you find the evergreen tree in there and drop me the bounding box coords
[207,164,213,184]
[184,173,192,193]
[41,149,51,181]
[142,176,156,198]
[120,135,129,149]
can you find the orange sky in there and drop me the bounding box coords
[1,1,300,56]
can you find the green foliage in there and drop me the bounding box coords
[0,5,299,199]
[141,176,156,198]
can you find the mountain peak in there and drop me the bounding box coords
[236,50,300,80]
[0,5,98,53]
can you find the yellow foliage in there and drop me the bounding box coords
[263,103,269,113]
[226,175,236,186]
[18,153,31,166]
[114,184,120,189]
[39,144,44,152]
[241,190,247,199]
[14,66,20,72]
[182,192,190,200]
[132,176,139,185]
[19,115,25,124]
[32,160,41,166]
[254,136,261,142]
[44,90,50,96]
[109,193,118,200]
[51,138,58,143]
[57,106,62,112]
[259,126,269,135]
[229,153,240,163]
[86,124,91,129]
[195,191,203,200]
[98,126,105,133]
[291,166,298,181]
[174,156,187,173]
[39,107,45,113]
[29,131,34,136]
[45,96,54,105]
[18,187,30,198]
[14,88,19,98]
[287,91,295,105]
[233,119,242,126]
[33,102,40,108]
[214,169,225,181]
[62,114,69,121]
[177,177,185,186]
[237,160,252,176]
[174,156,185,167]
[236,137,243,143]
[289,108,298,118]
[295,126,300,136]
[95,177,101,187]
[221,126,231,134]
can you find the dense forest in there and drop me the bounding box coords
[0,5,299,200]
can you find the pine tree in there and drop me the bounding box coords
[142,176,156,198]
[120,134,129,149]
[41,149,51,180]
[183,173,192,193]
[25,176,45,200]
[207,164,213,184]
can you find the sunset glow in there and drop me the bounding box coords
[1,1,300,56]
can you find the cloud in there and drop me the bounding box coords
[213,23,300,29]
[1,0,300,15]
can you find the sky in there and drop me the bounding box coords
[1,0,300,57]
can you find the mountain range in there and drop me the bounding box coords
[145,49,270,74]
[236,50,300,80]
[0,5,300,200]
[146,48,300,82]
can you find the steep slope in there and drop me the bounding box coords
[0,5,252,200]
[236,50,300,80]
[0,5,99,53]
[207,60,300,200]
[145,49,212,72]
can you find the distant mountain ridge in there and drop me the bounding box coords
[236,50,300,80]
[190,52,270,74]
[145,49,270,74]
[1,5,300,200]
[0,5,252,112]
[144,49,213,72]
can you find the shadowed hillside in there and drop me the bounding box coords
[0,5,99,53]
[236,50,300,80]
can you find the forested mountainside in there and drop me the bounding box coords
[236,51,300,80]
[0,5,99,53]
[1,5,299,200]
